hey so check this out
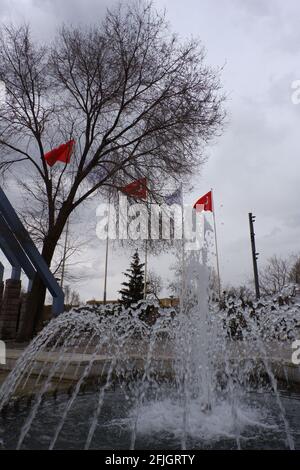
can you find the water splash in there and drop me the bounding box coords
[0,240,296,449]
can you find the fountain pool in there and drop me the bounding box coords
[1,387,300,449]
[0,247,299,450]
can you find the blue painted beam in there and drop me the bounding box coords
[11,266,21,281]
[0,232,21,280]
[0,214,35,280]
[0,187,64,316]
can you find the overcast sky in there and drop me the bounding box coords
[1,0,300,301]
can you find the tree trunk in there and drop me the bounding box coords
[16,236,59,342]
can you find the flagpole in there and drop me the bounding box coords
[180,183,186,313]
[144,238,148,300]
[143,184,149,300]
[121,177,148,301]
[103,200,110,304]
[211,188,221,298]
[60,217,69,290]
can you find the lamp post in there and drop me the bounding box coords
[249,213,260,300]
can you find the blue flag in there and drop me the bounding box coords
[164,187,182,205]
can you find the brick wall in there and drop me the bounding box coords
[0,281,4,314]
[0,279,21,340]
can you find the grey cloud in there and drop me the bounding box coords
[0,0,115,40]
[1,0,300,298]
[230,0,276,18]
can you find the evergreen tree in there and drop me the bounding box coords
[119,250,145,307]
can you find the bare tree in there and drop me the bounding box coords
[20,186,92,285]
[146,269,163,299]
[259,255,291,296]
[64,285,81,307]
[222,284,254,302]
[52,231,91,285]
[209,266,220,298]
[0,1,224,340]
[289,255,300,286]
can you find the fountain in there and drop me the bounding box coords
[0,238,299,450]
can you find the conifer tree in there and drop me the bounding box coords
[119,250,145,307]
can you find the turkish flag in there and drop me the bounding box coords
[193,191,213,212]
[44,140,75,167]
[121,177,147,200]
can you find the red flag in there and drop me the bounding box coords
[44,140,75,167]
[121,177,147,200]
[193,191,213,212]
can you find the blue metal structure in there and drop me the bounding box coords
[0,214,24,281]
[0,261,4,282]
[0,186,64,315]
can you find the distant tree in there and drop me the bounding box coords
[259,255,290,296]
[222,284,254,303]
[119,250,145,307]
[167,248,182,298]
[289,256,300,286]
[64,285,81,306]
[209,267,220,299]
[146,270,163,299]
